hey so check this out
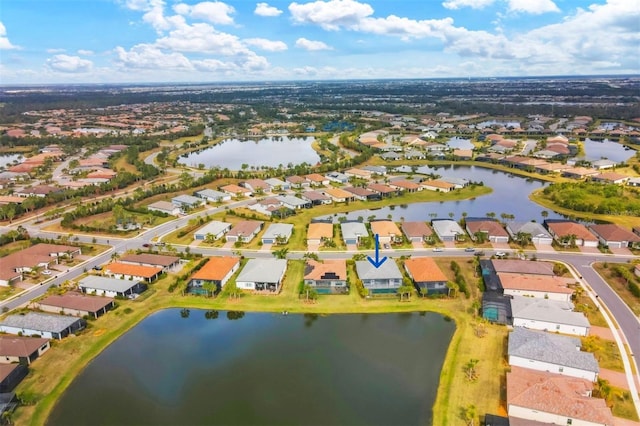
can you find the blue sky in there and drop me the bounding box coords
[1,0,638,84]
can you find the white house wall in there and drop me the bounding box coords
[508,355,597,382]
[512,320,589,336]
[508,405,606,426]
[0,325,56,340]
[504,289,572,303]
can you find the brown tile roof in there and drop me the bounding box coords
[592,172,629,182]
[370,220,402,237]
[491,259,555,275]
[0,364,22,382]
[390,180,420,190]
[227,220,263,237]
[589,224,640,243]
[220,184,250,194]
[498,272,574,294]
[243,179,269,190]
[304,173,327,182]
[119,253,180,267]
[367,183,396,194]
[466,220,509,238]
[323,188,353,199]
[0,336,49,357]
[191,256,240,281]
[304,260,346,281]
[547,222,597,241]
[343,186,376,197]
[401,221,433,238]
[507,366,613,425]
[38,292,113,313]
[286,175,306,184]
[307,223,333,240]
[0,244,80,281]
[105,262,162,278]
[404,258,448,282]
[421,180,457,190]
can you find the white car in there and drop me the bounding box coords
[495,252,506,257]
[432,247,444,252]
[42,270,52,275]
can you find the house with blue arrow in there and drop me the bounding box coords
[355,260,403,295]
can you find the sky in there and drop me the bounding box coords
[0,0,639,84]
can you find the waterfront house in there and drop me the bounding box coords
[118,253,180,272]
[465,218,510,243]
[33,292,114,318]
[0,364,28,393]
[355,260,403,294]
[226,221,263,243]
[588,224,640,249]
[370,220,402,244]
[193,221,232,241]
[404,257,448,294]
[235,258,287,292]
[507,367,613,426]
[431,219,466,242]
[301,190,332,205]
[187,256,240,295]
[78,276,146,298]
[261,223,294,244]
[401,221,434,243]
[510,296,589,336]
[545,220,598,247]
[506,222,553,246]
[303,259,347,294]
[104,263,162,283]
[590,172,630,185]
[507,328,599,381]
[322,188,354,203]
[0,336,50,365]
[388,180,421,192]
[0,312,85,340]
[366,183,397,197]
[343,186,379,201]
[420,180,456,192]
[340,222,369,245]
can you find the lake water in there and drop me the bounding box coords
[178,137,320,170]
[317,165,564,223]
[48,310,454,426]
[581,139,635,163]
[0,154,21,169]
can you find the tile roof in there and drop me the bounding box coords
[105,262,162,278]
[227,220,263,237]
[191,256,240,281]
[499,272,574,294]
[507,366,613,425]
[401,221,433,238]
[119,253,180,267]
[0,336,49,357]
[466,220,509,237]
[304,260,346,281]
[236,258,287,284]
[370,220,402,237]
[367,183,396,193]
[323,188,353,199]
[37,292,114,313]
[490,259,555,276]
[307,222,333,240]
[0,312,83,333]
[547,221,597,241]
[589,224,640,243]
[0,244,79,281]
[355,260,403,280]
[404,257,448,282]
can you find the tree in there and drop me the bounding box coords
[419,287,428,298]
[398,278,414,301]
[541,210,549,219]
[462,404,477,426]
[302,283,319,302]
[273,248,289,259]
[226,281,242,299]
[463,359,479,381]
[204,310,219,320]
[202,281,218,297]
[180,308,190,318]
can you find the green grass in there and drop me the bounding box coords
[592,262,640,316]
[0,240,31,257]
[582,335,625,372]
[610,385,640,421]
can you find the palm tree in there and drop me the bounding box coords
[273,248,289,259]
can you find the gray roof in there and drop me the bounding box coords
[431,219,465,238]
[195,189,228,200]
[236,259,287,284]
[340,222,369,240]
[0,312,82,333]
[276,195,309,207]
[506,221,552,239]
[78,276,140,292]
[508,328,598,372]
[262,223,293,240]
[361,165,387,174]
[194,221,231,236]
[264,178,288,188]
[172,194,202,205]
[510,296,589,328]
[355,260,403,280]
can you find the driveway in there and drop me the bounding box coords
[610,246,633,256]
[579,245,601,254]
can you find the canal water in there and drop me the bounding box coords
[48,310,454,426]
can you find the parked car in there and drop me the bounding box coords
[495,251,506,257]
[432,247,444,252]
[142,243,151,248]
[464,247,475,252]
[42,270,52,275]
[93,265,103,271]
[383,243,390,249]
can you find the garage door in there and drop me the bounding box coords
[263,239,274,244]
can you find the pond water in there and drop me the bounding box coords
[178,137,320,170]
[317,165,564,223]
[0,154,21,169]
[580,139,635,163]
[48,310,454,426]
[446,137,474,150]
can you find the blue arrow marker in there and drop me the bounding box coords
[367,234,387,268]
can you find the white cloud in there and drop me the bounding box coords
[46,54,93,73]
[244,38,287,51]
[507,0,559,15]
[114,44,194,70]
[46,48,66,54]
[254,2,282,17]
[295,38,332,51]
[289,0,374,31]
[0,22,18,50]
[173,1,235,25]
[442,0,495,10]
[155,23,250,55]
[77,49,95,56]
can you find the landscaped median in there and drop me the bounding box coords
[13,257,505,426]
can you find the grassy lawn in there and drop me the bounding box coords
[12,256,505,426]
[0,240,31,256]
[592,262,640,316]
[582,335,625,372]
[609,385,640,421]
[572,288,609,328]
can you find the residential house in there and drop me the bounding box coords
[0,312,85,340]
[118,253,180,272]
[0,364,28,393]
[220,184,252,198]
[235,258,287,292]
[340,222,369,245]
[489,259,556,276]
[401,221,434,243]
[261,223,294,244]
[322,188,354,203]
[508,328,599,381]
[193,221,232,241]
[367,183,397,197]
[104,263,162,282]
[325,171,349,184]
[404,257,448,294]
[78,276,146,298]
[510,296,589,336]
[147,200,181,216]
[546,220,598,247]
[226,221,263,243]
[388,180,421,192]
[590,172,630,184]
[263,178,290,192]
[562,167,599,179]
[499,272,575,302]
[241,179,270,193]
[15,185,61,198]
[307,222,333,246]
[403,149,425,160]
[301,191,332,205]
[370,220,402,244]
[588,224,640,249]
[380,152,401,161]
[195,188,231,203]
[355,260,403,294]
[421,180,456,192]
[285,175,309,189]
[0,336,50,365]
[33,292,114,318]
[171,195,203,211]
[304,173,329,187]
[627,177,640,187]
[187,256,240,295]
[0,244,81,286]
[303,259,347,294]
[482,292,512,325]
[343,186,379,201]
[361,165,387,176]
[507,367,613,426]
[506,222,553,246]
[276,195,311,210]
[466,218,510,243]
[431,219,466,242]
[591,159,617,170]
[344,168,372,180]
